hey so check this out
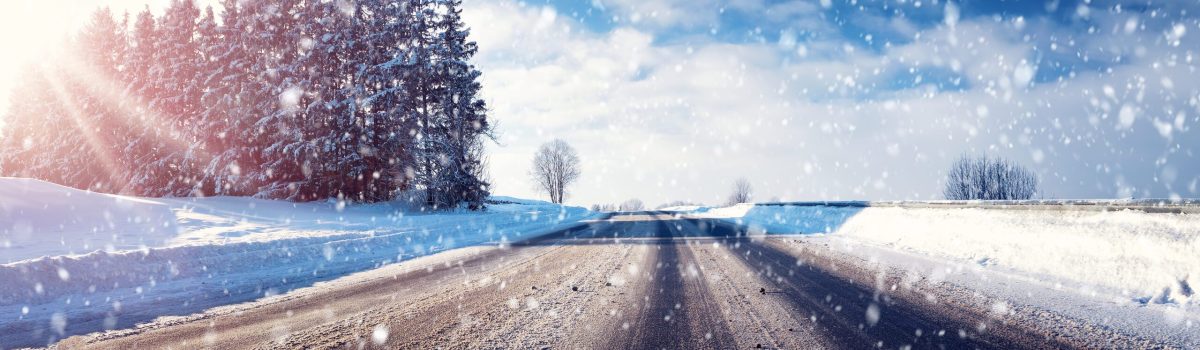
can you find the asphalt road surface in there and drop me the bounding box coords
[56,212,1153,349]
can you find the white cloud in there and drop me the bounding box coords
[593,0,717,28]
[466,0,1200,206]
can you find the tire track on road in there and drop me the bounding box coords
[605,217,735,349]
[670,219,833,349]
[727,233,1074,349]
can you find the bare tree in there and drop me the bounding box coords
[943,155,1038,200]
[590,203,618,212]
[727,177,752,205]
[530,139,581,204]
[619,198,645,211]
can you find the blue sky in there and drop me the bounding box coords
[464,0,1200,205]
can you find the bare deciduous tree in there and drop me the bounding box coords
[619,198,645,211]
[727,177,752,205]
[943,155,1038,200]
[590,203,617,212]
[530,139,581,204]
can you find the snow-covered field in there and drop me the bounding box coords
[0,178,179,263]
[787,235,1200,346]
[696,201,1200,306]
[691,201,1200,343]
[0,178,596,346]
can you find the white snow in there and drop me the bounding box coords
[792,235,1200,347]
[693,202,1200,306]
[0,178,596,344]
[0,178,178,263]
[691,201,1200,346]
[656,205,703,212]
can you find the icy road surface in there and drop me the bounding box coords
[56,212,1171,349]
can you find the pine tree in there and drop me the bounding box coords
[121,7,162,195]
[195,0,268,197]
[295,0,349,201]
[0,8,130,191]
[358,0,415,202]
[0,0,494,209]
[141,0,202,196]
[433,0,492,209]
[66,7,130,191]
[0,68,62,182]
[195,3,238,196]
[247,0,311,200]
[402,0,443,208]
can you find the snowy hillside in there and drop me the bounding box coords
[0,178,597,346]
[0,178,178,263]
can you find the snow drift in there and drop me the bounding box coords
[0,178,595,347]
[0,178,178,263]
[696,202,1200,306]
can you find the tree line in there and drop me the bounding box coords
[0,0,492,208]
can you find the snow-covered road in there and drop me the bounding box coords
[54,213,1184,349]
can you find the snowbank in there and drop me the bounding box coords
[685,203,752,217]
[657,205,704,212]
[694,202,1200,306]
[0,178,178,263]
[0,209,582,305]
[791,235,1200,347]
[0,178,596,347]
